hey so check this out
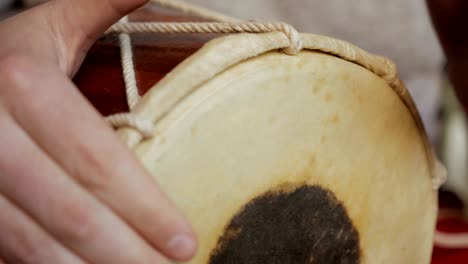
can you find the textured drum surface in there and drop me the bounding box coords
[132,51,436,263]
[73,4,438,263]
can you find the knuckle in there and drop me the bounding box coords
[0,55,41,107]
[0,197,52,264]
[22,236,52,264]
[74,142,111,191]
[52,200,97,243]
[0,55,34,89]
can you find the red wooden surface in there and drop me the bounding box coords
[432,190,468,263]
[73,5,220,116]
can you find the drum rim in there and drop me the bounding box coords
[115,32,446,187]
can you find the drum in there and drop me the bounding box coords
[73,1,445,263]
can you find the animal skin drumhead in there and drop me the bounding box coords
[130,49,437,264]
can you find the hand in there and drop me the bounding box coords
[427,0,468,110]
[0,0,197,263]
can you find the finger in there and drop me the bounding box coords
[44,0,150,71]
[0,194,84,264]
[0,0,149,75]
[52,0,149,39]
[0,63,169,263]
[0,56,197,260]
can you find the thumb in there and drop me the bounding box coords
[51,0,149,47]
[0,0,149,75]
[46,0,150,73]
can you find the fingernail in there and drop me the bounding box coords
[167,234,197,260]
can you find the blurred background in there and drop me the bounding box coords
[1,0,467,262]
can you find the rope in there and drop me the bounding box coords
[106,16,149,134]
[102,0,456,252]
[106,0,303,139]
[105,1,445,193]
[106,21,302,55]
[106,113,155,138]
[118,16,140,110]
[103,0,456,249]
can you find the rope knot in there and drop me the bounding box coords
[276,22,303,55]
[106,113,155,139]
[105,1,305,143]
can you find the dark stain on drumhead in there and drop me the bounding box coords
[209,185,360,264]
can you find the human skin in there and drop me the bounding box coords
[0,0,197,263]
[0,0,465,263]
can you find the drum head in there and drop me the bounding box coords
[133,50,436,263]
